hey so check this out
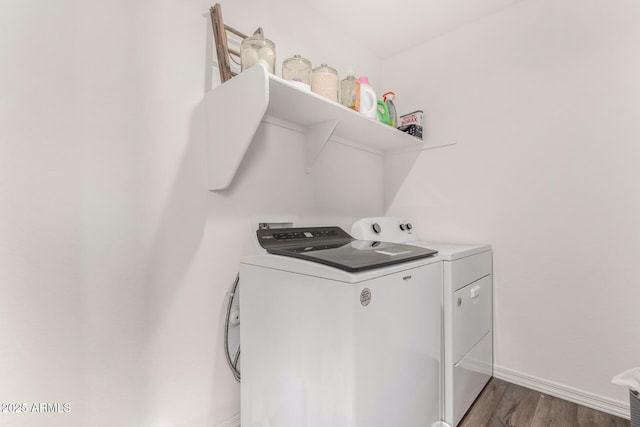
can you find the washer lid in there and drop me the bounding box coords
[257,226,437,272]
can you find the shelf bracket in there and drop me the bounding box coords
[304,119,339,173]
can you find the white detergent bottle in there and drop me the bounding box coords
[358,76,378,120]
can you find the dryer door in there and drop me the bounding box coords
[452,274,492,364]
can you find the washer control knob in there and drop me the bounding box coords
[372,223,381,234]
[399,224,406,231]
[406,223,413,230]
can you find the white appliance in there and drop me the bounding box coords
[240,226,446,427]
[352,218,493,426]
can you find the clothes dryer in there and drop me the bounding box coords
[240,226,446,427]
[352,218,493,426]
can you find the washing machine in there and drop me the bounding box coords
[352,218,493,427]
[240,226,446,427]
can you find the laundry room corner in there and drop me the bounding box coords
[380,0,640,416]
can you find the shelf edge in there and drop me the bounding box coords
[206,64,270,190]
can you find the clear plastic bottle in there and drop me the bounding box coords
[340,69,360,110]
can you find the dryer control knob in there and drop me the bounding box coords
[406,223,413,230]
[372,223,381,234]
[399,224,406,231]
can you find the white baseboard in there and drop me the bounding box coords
[216,413,240,427]
[493,365,630,420]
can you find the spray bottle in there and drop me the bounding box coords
[382,92,398,128]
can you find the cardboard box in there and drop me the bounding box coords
[399,110,423,139]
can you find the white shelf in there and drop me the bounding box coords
[205,63,452,191]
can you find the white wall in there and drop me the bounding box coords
[0,0,383,426]
[383,0,640,409]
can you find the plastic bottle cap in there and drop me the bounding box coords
[358,76,370,85]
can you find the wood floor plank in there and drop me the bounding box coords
[459,377,630,427]
[530,393,579,427]
[486,381,541,427]
[459,378,509,427]
[577,405,631,427]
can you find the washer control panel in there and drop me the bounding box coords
[257,226,352,249]
[351,217,417,243]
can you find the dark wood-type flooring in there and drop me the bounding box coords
[459,378,630,427]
